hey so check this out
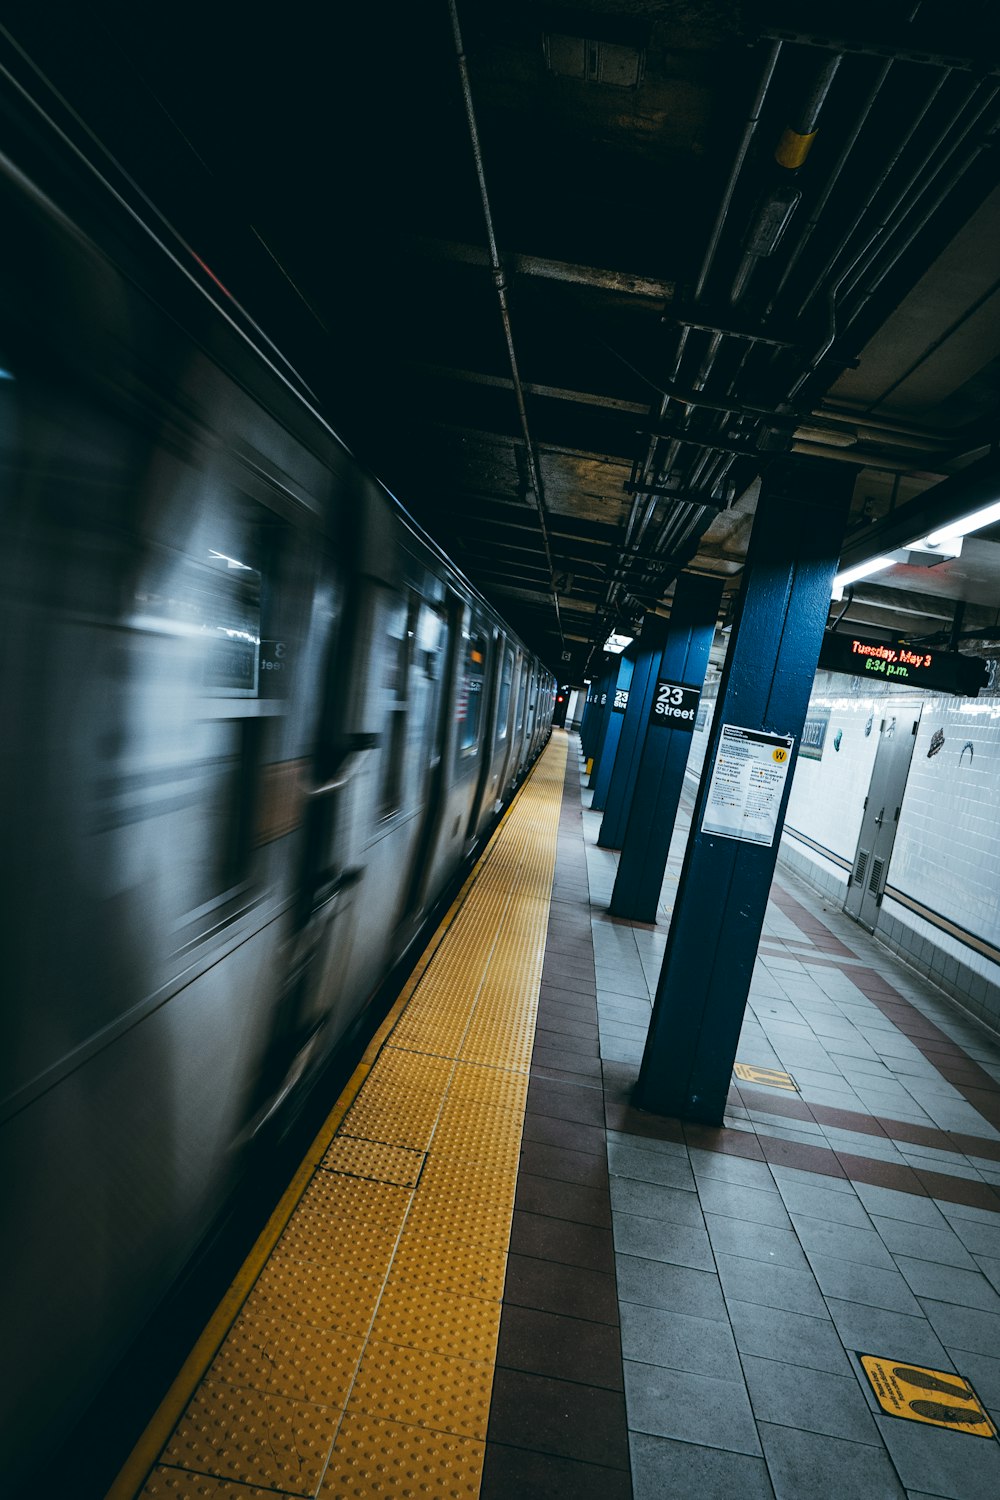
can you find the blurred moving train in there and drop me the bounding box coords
[0,50,553,1484]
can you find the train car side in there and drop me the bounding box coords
[0,93,552,1485]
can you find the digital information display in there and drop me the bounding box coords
[649,680,701,732]
[818,634,989,697]
[702,724,794,847]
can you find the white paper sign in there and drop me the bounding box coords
[701,723,794,846]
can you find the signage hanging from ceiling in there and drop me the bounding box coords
[818,634,989,697]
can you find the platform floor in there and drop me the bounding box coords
[114,731,1000,1498]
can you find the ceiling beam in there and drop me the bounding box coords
[404,360,648,416]
[408,235,676,302]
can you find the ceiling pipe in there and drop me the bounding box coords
[766,57,894,318]
[726,51,843,311]
[838,80,999,309]
[624,40,784,549]
[617,40,784,594]
[790,81,1000,402]
[790,67,958,330]
[447,0,564,649]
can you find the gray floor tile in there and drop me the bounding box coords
[894,1257,1000,1312]
[854,1184,950,1227]
[807,1254,921,1314]
[919,1298,1000,1357]
[605,1128,688,1158]
[770,1164,856,1195]
[716,1252,827,1317]
[595,973,651,1001]
[742,1355,881,1445]
[874,1412,999,1500]
[728,1299,852,1376]
[945,1348,1000,1407]
[706,1215,809,1269]
[630,1432,776,1500]
[976,1252,1000,1293]
[600,1037,646,1064]
[616,1255,728,1322]
[791,1217,897,1270]
[688,1149,776,1189]
[945,1215,1000,1258]
[609,1175,705,1227]
[624,1360,762,1456]
[619,1303,742,1381]
[824,1301,953,1372]
[758,1421,906,1499]
[613,1212,715,1271]
[697,1178,792,1229]
[607,1140,696,1190]
[939,1199,1000,1226]
[599,1000,654,1025]
[870,1216,978,1269]
[777,1180,872,1228]
[600,1018,651,1042]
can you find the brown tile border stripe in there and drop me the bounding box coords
[480,751,633,1499]
[733,1081,1000,1164]
[767,882,857,957]
[768,879,1000,1134]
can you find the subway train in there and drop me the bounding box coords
[0,58,553,1485]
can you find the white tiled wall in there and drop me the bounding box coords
[685,664,1000,1033]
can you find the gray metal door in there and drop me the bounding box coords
[844,707,921,931]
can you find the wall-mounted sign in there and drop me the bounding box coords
[702,724,794,846]
[800,707,831,761]
[650,680,701,731]
[612,688,630,712]
[818,634,988,697]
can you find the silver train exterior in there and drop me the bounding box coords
[0,78,554,1481]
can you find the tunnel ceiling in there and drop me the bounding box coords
[7,0,1000,674]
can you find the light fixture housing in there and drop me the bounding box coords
[912,496,1000,550]
[603,632,634,654]
[831,555,898,600]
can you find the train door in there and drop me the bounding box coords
[843,707,922,931]
[396,593,450,929]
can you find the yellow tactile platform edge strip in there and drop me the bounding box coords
[111,730,569,1500]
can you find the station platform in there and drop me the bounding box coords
[112,730,1000,1499]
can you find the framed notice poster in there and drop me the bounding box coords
[702,723,794,846]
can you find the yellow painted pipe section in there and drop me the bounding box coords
[775,126,817,170]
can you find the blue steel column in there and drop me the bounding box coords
[578,684,596,754]
[591,655,634,811]
[635,458,854,1123]
[598,615,670,849]
[585,667,615,782]
[608,575,723,921]
[581,669,610,762]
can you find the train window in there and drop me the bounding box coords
[378,594,411,820]
[515,660,528,732]
[458,630,486,754]
[497,647,513,739]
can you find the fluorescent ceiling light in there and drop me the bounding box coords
[603,632,633,654]
[916,497,1000,549]
[831,555,897,599]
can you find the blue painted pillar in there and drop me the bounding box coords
[598,615,670,849]
[585,668,615,779]
[634,458,854,1123]
[591,656,634,811]
[581,670,611,761]
[608,575,723,921]
[578,685,596,755]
